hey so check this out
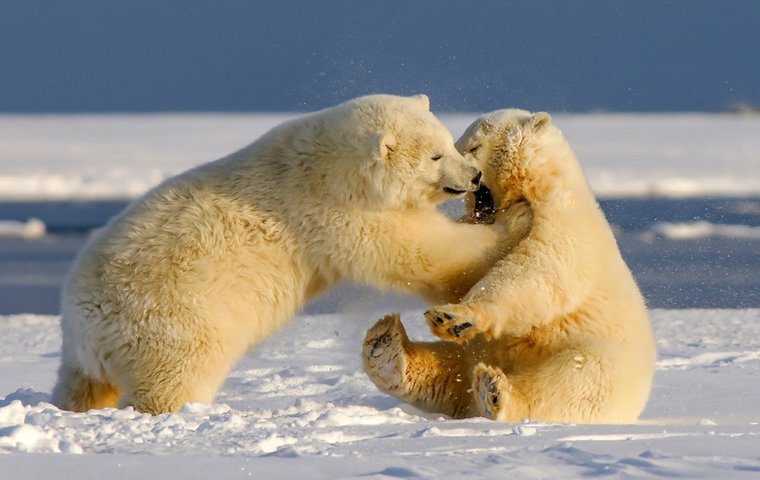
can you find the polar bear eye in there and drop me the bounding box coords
[468,145,481,153]
[431,154,443,161]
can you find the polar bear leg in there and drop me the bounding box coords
[110,329,241,415]
[473,348,627,423]
[363,314,475,418]
[120,375,220,415]
[52,363,121,411]
[514,348,625,424]
[118,354,231,414]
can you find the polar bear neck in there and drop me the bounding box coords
[508,131,614,251]
[226,111,389,210]
[497,131,592,207]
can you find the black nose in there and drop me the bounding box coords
[472,171,482,186]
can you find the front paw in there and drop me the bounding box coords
[424,304,479,343]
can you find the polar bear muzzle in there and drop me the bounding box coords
[442,170,482,196]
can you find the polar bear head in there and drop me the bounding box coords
[455,109,580,208]
[326,94,482,208]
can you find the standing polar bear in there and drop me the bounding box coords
[364,109,656,424]
[53,94,517,415]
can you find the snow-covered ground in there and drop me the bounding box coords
[1,113,759,477]
[1,309,759,478]
[1,113,759,200]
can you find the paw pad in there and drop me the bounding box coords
[425,306,477,342]
[473,364,508,420]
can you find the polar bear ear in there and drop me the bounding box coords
[529,112,552,131]
[410,94,430,110]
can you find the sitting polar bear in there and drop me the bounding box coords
[363,109,656,424]
[52,94,519,415]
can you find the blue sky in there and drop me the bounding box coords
[1,0,758,112]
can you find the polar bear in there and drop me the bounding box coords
[52,94,518,415]
[363,109,656,424]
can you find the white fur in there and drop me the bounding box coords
[52,94,512,414]
[364,109,656,424]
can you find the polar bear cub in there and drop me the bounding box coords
[53,94,517,414]
[363,109,656,424]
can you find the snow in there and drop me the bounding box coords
[1,113,759,201]
[649,221,760,240]
[1,309,759,477]
[0,218,46,239]
[0,112,759,477]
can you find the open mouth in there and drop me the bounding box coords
[472,184,496,221]
[443,187,467,195]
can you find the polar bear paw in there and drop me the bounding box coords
[472,362,509,420]
[424,304,480,343]
[363,313,411,395]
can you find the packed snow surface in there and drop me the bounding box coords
[1,113,759,200]
[1,309,759,478]
[1,112,759,477]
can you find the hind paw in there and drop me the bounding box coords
[363,314,410,395]
[472,363,508,420]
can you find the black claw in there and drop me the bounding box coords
[434,315,444,324]
[451,322,472,336]
[492,395,499,406]
[370,335,391,357]
[443,313,454,321]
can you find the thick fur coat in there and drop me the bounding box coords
[364,109,656,424]
[53,95,514,414]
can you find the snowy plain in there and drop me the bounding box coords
[0,113,759,478]
[1,113,759,201]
